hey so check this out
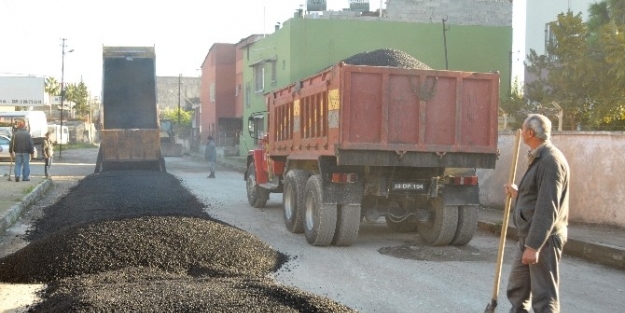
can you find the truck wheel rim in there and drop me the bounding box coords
[284,185,294,220]
[305,194,314,230]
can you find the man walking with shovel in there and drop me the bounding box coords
[503,114,570,313]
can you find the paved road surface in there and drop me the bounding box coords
[1,150,624,313]
[167,156,625,313]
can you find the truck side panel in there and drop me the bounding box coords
[340,66,498,154]
[266,64,499,169]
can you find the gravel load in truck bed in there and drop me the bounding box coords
[342,48,432,69]
[0,170,356,313]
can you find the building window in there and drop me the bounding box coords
[235,84,240,97]
[245,82,251,108]
[210,82,216,103]
[270,61,277,86]
[254,65,264,93]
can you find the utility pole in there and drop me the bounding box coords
[59,38,67,159]
[178,73,181,126]
[442,18,450,70]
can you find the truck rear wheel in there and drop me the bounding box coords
[94,147,103,173]
[332,204,361,246]
[283,170,310,233]
[417,198,458,246]
[246,163,269,208]
[304,175,337,246]
[449,206,478,246]
[159,157,167,173]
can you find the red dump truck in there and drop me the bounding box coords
[246,62,499,247]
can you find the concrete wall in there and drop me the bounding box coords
[387,0,512,26]
[156,76,201,112]
[479,131,625,228]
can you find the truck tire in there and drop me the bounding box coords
[94,147,103,173]
[246,163,269,208]
[159,157,167,173]
[449,206,478,246]
[304,175,337,246]
[417,198,458,246]
[385,201,418,232]
[283,170,310,233]
[332,204,361,246]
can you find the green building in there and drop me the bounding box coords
[239,17,512,156]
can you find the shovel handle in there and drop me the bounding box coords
[489,129,522,304]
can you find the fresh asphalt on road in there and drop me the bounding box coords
[1,148,624,313]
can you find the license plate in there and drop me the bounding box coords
[391,182,426,191]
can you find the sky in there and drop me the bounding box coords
[0,0,385,97]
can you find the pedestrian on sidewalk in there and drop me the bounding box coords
[205,136,216,178]
[43,131,54,178]
[504,114,570,313]
[9,119,35,182]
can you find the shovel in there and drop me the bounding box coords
[7,135,15,181]
[7,155,13,181]
[484,129,522,313]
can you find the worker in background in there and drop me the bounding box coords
[43,131,54,178]
[205,136,216,178]
[9,119,35,182]
[504,114,570,313]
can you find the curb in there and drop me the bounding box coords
[0,179,52,235]
[217,159,247,173]
[477,220,625,270]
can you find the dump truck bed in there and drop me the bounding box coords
[102,47,158,130]
[97,46,163,172]
[266,63,500,169]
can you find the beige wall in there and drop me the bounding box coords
[478,131,625,228]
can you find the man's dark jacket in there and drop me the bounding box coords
[9,129,35,154]
[513,141,570,251]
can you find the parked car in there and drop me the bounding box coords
[0,135,10,161]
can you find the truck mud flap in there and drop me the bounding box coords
[318,156,364,205]
[441,185,479,206]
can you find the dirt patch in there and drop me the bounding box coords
[379,233,499,262]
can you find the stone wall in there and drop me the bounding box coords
[156,76,201,113]
[386,0,512,26]
[478,131,625,228]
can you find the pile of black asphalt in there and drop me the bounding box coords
[0,170,356,313]
[342,48,432,69]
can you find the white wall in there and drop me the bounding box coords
[479,131,625,228]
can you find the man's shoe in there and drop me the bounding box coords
[23,178,30,181]
[15,177,20,182]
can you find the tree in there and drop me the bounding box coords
[63,80,90,119]
[546,11,592,130]
[45,77,60,96]
[72,80,90,118]
[161,108,192,139]
[587,0,625,128]
[500,77,529,130]
[522,2,625,130]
